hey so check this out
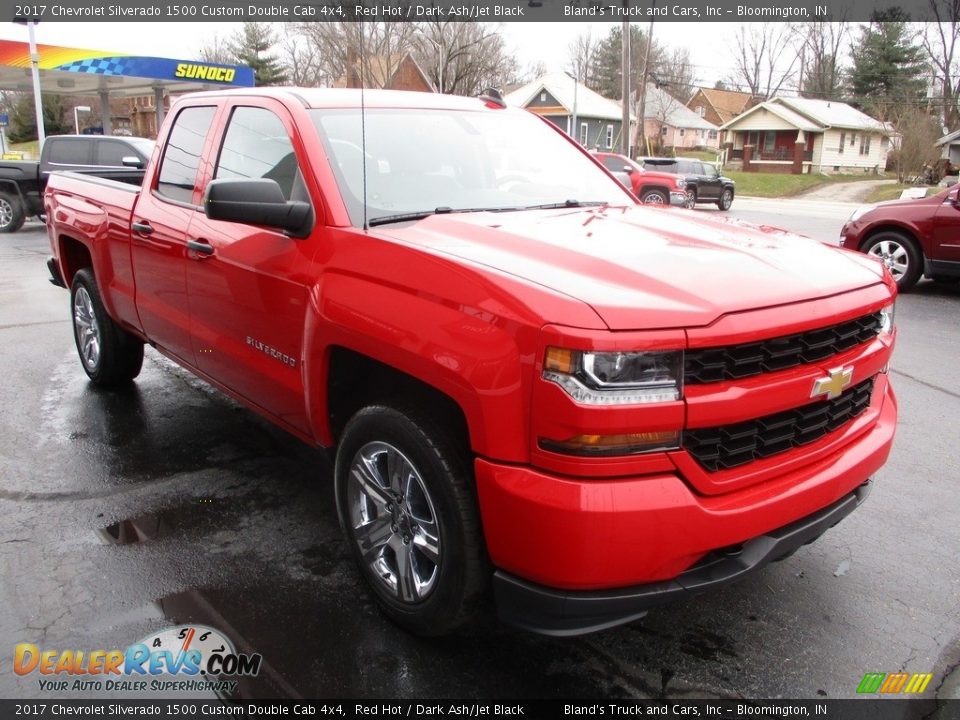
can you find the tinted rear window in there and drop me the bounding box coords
[47,139,90,166]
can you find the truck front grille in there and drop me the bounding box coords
[684,312,883,384]
[683,378,875,472]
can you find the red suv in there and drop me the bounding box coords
[840,185,960,290]
[594,151,687,206]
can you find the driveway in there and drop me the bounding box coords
[798,178,897,204]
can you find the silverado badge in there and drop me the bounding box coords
[811,366,853,400]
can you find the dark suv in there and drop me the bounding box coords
[640,157,735,211]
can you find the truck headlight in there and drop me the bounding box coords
[879,302,895,335]
[675,177,686,189]
[543,347,683,405]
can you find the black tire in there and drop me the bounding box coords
[70,268,144,386]
[860,231,923,291]
[640,188,668,205]
[334,403,488,636]
[684,188,698,209]
[0,191,25,233]
[716,188,734,211]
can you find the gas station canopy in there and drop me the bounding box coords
[0,38,254,139]
[0,39,254,96]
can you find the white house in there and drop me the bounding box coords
[721,97,891,174]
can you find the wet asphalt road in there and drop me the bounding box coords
[0,212,958,701]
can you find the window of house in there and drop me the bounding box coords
[540,92,546,102]
[697,106,704,117]
[215,106,301,201]
[763,132,775,153]
[839,132,845,154]
[579,122,588,145]
[156,106,217,204]
[679,128,685,137]
[605,124,614,149]
[708,130,718,139]
[850,133,857,146]
[861,134,871,156]
[661,126,668,136]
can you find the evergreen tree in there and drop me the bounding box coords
[588,25,657,101]
[8,94,71,144]
[849,9,927,120]
[227,23,288,87]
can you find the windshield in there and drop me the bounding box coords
[310,108,632,227]
[128,138,156,158]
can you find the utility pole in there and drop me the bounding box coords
[620,20,630,156]
[635,17,654,157]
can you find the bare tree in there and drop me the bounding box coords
[656,47,696,102]
[412,22,518,96]
[645,85,682,154]
[279,32,326,87]
[922,1,960,131]
[294,22,416,89]
[799,20,850,99]
[199,32,233,65]
[888,104,943,182]
[728,24,803,99]
[567,29,599,86]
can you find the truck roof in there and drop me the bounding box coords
[176,87,511,112]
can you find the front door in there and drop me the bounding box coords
[185,102,317,433]
[932,187,960,264]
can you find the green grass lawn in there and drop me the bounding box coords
[676,150,723,163]
[3,140,39,159]
[724,171,892,198]
[863,184,943,203]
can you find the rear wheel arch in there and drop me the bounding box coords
[57,235,94,287]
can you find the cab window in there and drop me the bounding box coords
[156,106,217,204]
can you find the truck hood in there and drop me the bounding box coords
[380,206,885,330]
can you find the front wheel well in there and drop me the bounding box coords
[325,347,471,455]
[860,225,921,254]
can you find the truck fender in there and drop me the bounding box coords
[302,272,534,464]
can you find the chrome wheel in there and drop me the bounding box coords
[867,239,909,282]
[73,286,101,370]
[0,197,13,229]
[641,191,666,205]
[685,190,697,209]
[719,189,733,210]
[347,441,441,604]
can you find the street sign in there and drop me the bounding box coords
[0,115,9,127]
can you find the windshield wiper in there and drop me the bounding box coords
[368,209,449,227]
[508,200,609,211]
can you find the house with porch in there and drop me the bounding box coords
[639,83,721,151]
[504,73,633,151]
[720,97,891,174]
[936,128,960,165]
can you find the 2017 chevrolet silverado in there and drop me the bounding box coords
[45,88,898,637]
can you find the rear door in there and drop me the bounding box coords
[129,105,219,364]
[185,100,316,433]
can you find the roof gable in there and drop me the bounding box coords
[504,73,633,121]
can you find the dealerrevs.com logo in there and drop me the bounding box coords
[14,624,262,694]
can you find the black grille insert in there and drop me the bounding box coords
[685,312,883,384]
[684,378,875,472]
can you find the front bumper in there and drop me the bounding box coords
[475,376,896,635]
[494,480,870,636]
[669,191,688,206]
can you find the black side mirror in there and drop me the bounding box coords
[121,156,144,169]
[204,178,312,238]
[623,165,635,174]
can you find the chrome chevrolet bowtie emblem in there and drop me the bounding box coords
[811,366,853,400]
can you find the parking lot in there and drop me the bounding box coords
[1,203,958,700]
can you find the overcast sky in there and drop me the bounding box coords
[0,21,798,90]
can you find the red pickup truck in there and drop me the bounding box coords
[45,88,898,637]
